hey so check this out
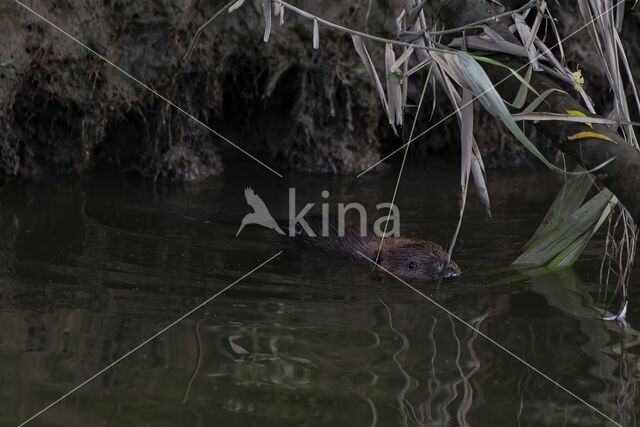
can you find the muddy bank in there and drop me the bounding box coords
[1,0,394,179]
[0,1,638,180]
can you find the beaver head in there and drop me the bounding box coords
[377,238,461,281]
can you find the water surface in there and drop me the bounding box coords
[0,161,638,426]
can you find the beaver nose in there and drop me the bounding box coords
[441,263,460,279]
[444,267,460,278]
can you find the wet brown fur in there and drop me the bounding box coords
[289,217,461,281]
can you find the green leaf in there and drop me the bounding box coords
[351,35,394,133]
[439,52,558,171]
[522,88,567,114]
[525,167,593,249]
[470,54,541,99]
[512,65,533,109]
[392,68,405,81]
[434,51,614,176]
[515,186,614,268]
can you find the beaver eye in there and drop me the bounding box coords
[408,261,416,270]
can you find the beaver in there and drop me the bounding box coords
[287,216,461,282]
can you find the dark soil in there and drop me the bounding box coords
[0,0,638,180]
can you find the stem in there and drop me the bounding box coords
[182,0,237,65]
[404,0,536,38]
[274,0,429,50]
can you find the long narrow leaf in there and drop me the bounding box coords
[471,55,541,98]
[512,12,541,70]
[229,0,246,13]
[351,35,394,133]
[515,188,613,266]
[512,65,533,109]
[385,43,403,126]
[433,61,491,217]
[471,140,491,218]
[525,167,594,249]
[548,194,614,269]
[435,51,560,171]
[313,18,319,49]
[511,112,622,126]
[449,36,528,58]
[446,89,475,267]
[522,88,567,114]
[406,58,432,77]
[262,0,272,42]
[391,47,414,72]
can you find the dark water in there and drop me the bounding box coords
[1,161,638,427]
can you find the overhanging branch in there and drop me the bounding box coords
[430,0,640,223]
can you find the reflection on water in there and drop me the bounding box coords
[0,161,639,426]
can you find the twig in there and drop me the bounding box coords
[182,0,238,65]
[273,0,429,50]
[403,0,537,38]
